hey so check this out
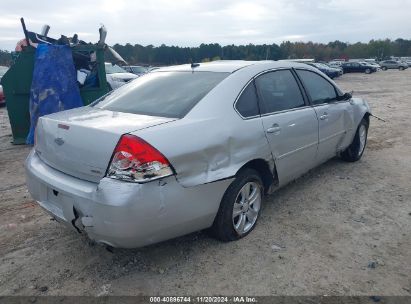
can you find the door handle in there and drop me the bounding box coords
[319,113,328,120]
[266,124,281,134]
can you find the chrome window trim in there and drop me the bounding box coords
[233,78,260,120]
[310,99,350,107]
[260,105,312,118]
[254,68,308,117]
[234,67,311,120]
[234,67,330,120]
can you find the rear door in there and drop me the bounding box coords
[255,69,319,186]
[296,69,354,164]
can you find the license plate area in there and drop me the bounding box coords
[46,188,75,221]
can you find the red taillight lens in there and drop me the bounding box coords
[107,134,173,183]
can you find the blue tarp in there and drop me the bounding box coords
[26,44,83,144]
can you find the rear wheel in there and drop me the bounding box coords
[341,118,368,162]
[399,66,405,71]
[211,168,263,242]
[365,68,371,74]
[382,66,387,71]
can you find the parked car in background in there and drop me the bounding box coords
[123,65,148,76]
[379,60,408,71]
[26,60,371,248]
[362,61,381,70]
[324,63,343,76]
[328,61,343,69]
[405,60,411,67]
[342,62,377,74]
[329,60,345,66]
[306,62,341,78]
[105,63,138,90]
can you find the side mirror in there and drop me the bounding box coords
[337,92,352,101]
[343,92,352,100]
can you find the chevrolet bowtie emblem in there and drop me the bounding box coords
[54,137,65,146]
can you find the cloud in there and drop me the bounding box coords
[0,0,409,50]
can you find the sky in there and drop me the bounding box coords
[0,0,410,50]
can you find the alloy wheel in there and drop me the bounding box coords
[232,182,262,235]
[358,124,367,156]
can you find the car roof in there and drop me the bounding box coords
[152,60,317,73]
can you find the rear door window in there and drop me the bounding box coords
[255,69,305,114]
[94,71,229,118]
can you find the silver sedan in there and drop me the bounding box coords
[26,60,371,248]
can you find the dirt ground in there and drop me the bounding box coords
[0,70,410,296]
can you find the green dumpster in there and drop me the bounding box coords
[1,44,109,144]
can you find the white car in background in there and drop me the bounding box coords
[328,61,343,68]
[362,61,381,70]
[105,63,138,90]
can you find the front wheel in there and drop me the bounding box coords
[399,66,405,71]
[211,168,263,242]
[365,68,371,74]
[341,118,369,162]
[382,66,387,71]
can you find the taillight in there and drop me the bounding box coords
[107,134,173,183]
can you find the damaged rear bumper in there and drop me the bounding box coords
[25,150,232,248]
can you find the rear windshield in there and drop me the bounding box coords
[94,71,229,118]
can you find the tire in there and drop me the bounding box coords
[341,118,369,162]
[399,66,404,71]
[211,168,263,242]
[365,68,371,74]
[382,66,387,71]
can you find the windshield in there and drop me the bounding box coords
[105,63,128,74]
[93,71,229,118]
[131,66,147,73]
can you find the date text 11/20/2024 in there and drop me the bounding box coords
[149,296,257,303]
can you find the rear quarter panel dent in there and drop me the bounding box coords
[134,116,272,188]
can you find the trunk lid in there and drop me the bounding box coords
[35,107,176,182]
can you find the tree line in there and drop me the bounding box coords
[1,38,411,66]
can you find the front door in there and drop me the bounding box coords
[295,69,354,163]
[255,69,319,186]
